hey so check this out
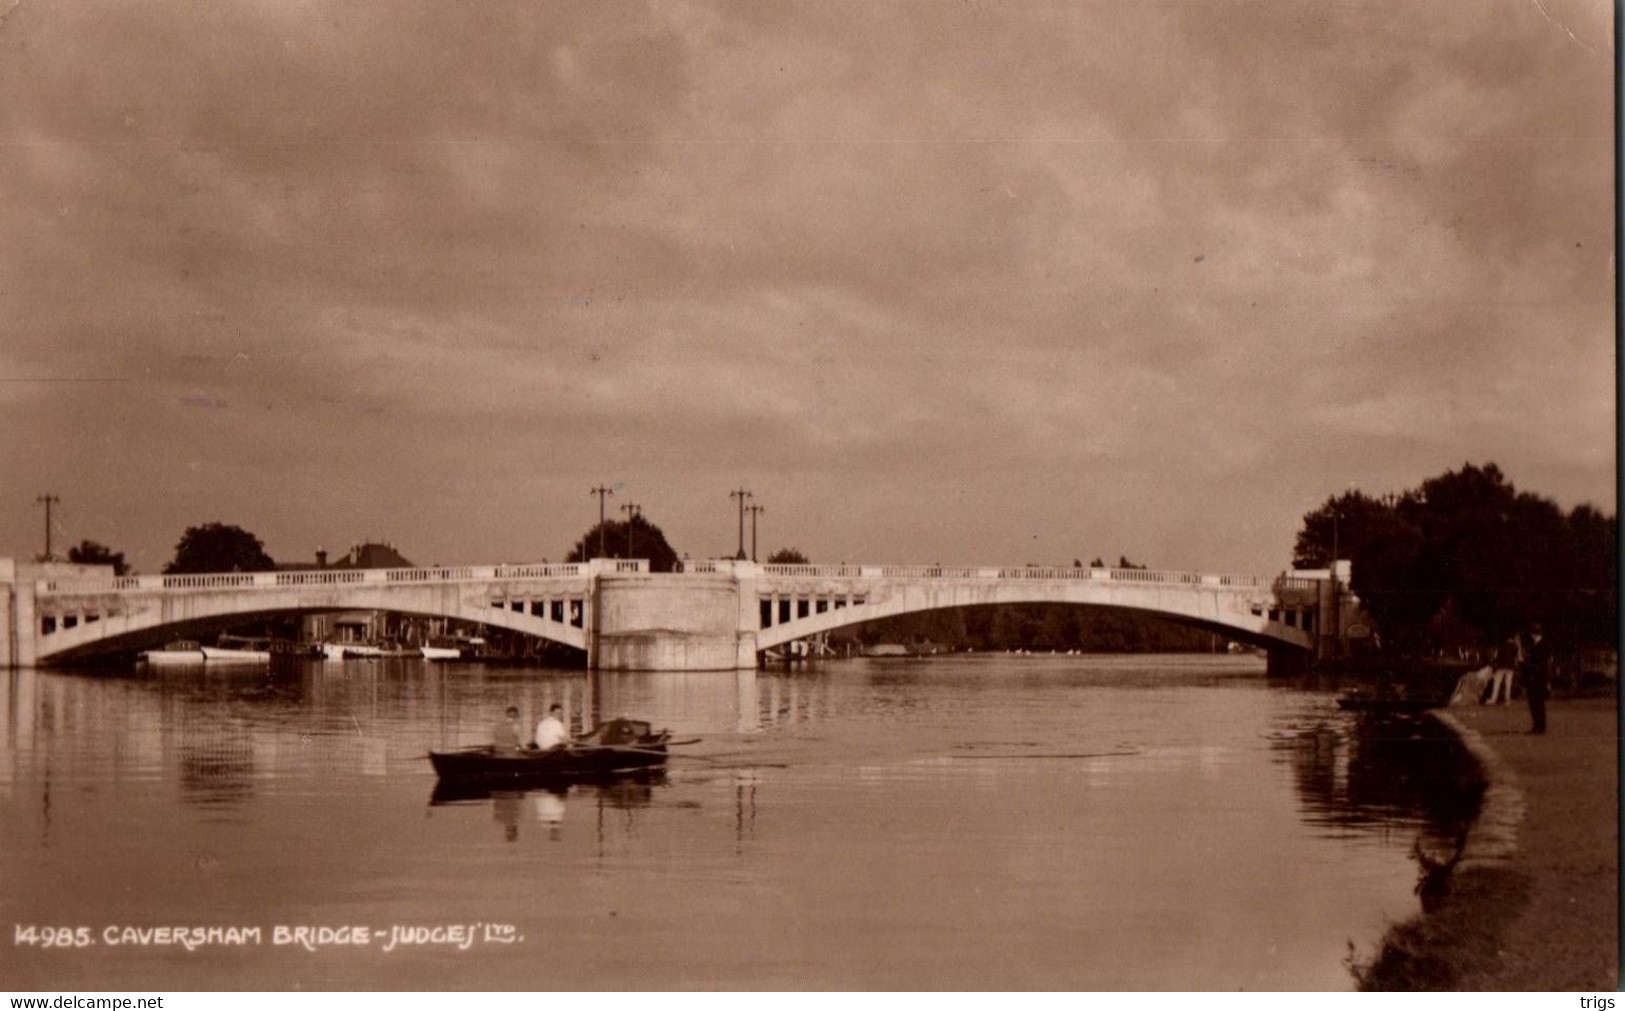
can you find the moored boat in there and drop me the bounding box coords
[1335,691,1446,715]
[420,643,463,660]
[322,640,416,660]
[139,640,205,667]
[202,635,272,664]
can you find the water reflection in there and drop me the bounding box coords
[429,771,666,845]
[4,656,1460,989]
[1272,703,1484,911]
[177,716,255,809]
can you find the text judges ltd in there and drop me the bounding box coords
[13,924,522,952]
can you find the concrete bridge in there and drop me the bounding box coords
[2,557,1336,672]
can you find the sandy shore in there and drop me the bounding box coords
[1359,696,1619,990]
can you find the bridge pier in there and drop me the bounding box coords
[2,560,41,669]
[589,570,758,671]
[1264,646,1308,679]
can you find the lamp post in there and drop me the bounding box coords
[729,488,752,560]
[621,502,641,558]
[589,485,614,559]
[1327,507,1342,660]
[746,503,765,562]
[36,493,60,561]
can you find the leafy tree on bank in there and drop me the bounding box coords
[1294,462,1618,651]
[564,514,681,573]
[766,548,809,565]
[164,523,276,574]
[67,539,130,575]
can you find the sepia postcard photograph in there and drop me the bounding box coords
[0,0,1616,994]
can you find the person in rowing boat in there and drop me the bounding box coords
[492,706,523,752]
[533,703,571,751]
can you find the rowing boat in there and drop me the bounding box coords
[428,718,673,782]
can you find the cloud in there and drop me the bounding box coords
[0,0,1612,572]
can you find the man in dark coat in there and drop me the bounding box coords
[1521,624,1553,734]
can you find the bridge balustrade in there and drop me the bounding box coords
[37,563,594,597]
[760,564,865,578]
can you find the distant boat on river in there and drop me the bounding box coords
[139,640,205,667]
[201,635,272,664]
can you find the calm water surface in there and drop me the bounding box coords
[1,655,1458,989]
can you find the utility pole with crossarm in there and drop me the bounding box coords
[589,485,614,559]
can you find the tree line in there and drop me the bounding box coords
[1294,462,1616,652]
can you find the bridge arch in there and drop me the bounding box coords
[30,571,592,664]
[748,567,1317,656]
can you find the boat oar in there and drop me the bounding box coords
[593,744,731,763]
[947,749,1140,761]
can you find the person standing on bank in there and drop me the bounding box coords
[1486,634,1521,704]
[1520,624,1552,734]
[534,703,570,750]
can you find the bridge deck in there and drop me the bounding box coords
[11,558,1327,667]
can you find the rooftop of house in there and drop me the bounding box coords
[277,541,414,572]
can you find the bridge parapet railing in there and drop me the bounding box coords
[1272,575,1322,593]
[679,559,737,574]
[38,563,590,595]
[760,564,867,578]
[746,564,1287,586]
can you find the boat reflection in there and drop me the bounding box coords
[428,770,666,843]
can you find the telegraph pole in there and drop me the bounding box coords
[729,488,752,560]
[746,503,765,562]
[35,493,60,561]
[621,502,641,558]
[589,485,614,559]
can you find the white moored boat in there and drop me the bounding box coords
[420,644,463,660]
[202,635,272,664]
[139,640,205,667]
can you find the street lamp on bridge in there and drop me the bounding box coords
[729,488,752,560]
[621,502,642,558]
[746,503,765,562]
[35,493,60,562]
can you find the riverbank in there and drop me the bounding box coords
[1357,696,1619,990]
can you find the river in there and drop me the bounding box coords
[0,654,1469,989]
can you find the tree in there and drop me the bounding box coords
[766,548,809,565]
[1348,518,1445,652]
[564,514,681,572]
[67,539,130,575]
[1293,490,1408,569]
[1296,462,1619,652]
[164,523,276,573]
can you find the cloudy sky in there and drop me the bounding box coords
[1,0,1613,575]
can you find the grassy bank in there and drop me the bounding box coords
[1355,697,1619,990]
